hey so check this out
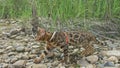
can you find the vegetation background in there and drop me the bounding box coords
[0,0,119,20]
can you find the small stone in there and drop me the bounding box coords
[28,54,36,59]
[23,39,29,43]
[21,55,29,60]
[77,58,89,67]
[0,49,4,54]
[31,64,47,68]
[10,35,17,39]
[104,61,115,67]
[13,60,26,66]
[8,64,26,68]
[86,55,98,63]
[8,52,16,56]
[46,63,52,68]
[32,45,39,49]
[57,63,65,68]
[69,46,74,49]
[52,60,59,66]
[86,64,96,68]
[30,49,40,54]
[107,56,118,63]
[72,49,79,53]
[101,50,120,58]
[15,36,23,40]
[11,57,18,63]
[5,59,11,63]
[16,46,25,52]
[1,63,8,68]
[9,29,19,35]
[6,46,13,50]
[25,47,31,52]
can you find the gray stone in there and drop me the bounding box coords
[77,58,89,67]
[104,61,115,67]
[32,45,39,49]
[8,64,26,68]
[21,55,29,60]
[101,50,120,58]
[16,46,25,52]
[30,64,47,68]
[6,46,13,50]
[86,55,98,63]
[5,59,11,63]
[0,49,4,54]
[86,64,96,68]
[107,56,118,63]
[13,60,26,66]
[8,52,16,56]
[11,57,18,63]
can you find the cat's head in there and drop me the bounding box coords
[35,27,50,41]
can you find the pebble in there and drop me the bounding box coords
[21,55,29,60]
[0,49,4,54]
[72,49,79,53]
[32,45,39,48]
[107,56,118,63]
[57,63,65,68]
[28,54,36,59]
[15,36,23,40]
[101,50,120,57]
[13,60,26,66]
[1,63,8,68]
[8,52,16,56]
[86,64,96,68]
[29,64,47,68]
[16,46,25,52]
[104,61,115,67]
[77,58,89,67]
[4,59,11,63]
[11,57,18,63]
[86,55,98,63]
[6,46,13,50]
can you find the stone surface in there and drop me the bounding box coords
[104,61,115,67]
[107,56,118,63]
[16,46,25,52]
[13,60,26,66]
[101,50,120,58]
[86,64,96,68]
[86,55,98,63]
[29,64,47,68]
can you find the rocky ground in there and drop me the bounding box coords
[0,19,120,68]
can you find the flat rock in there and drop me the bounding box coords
[6,46,13,50]
[8,64,26,68]
[77,58,89,67]
[0,49,4,54]
[101,50,120,58]
[8,52,16,56]
[104,61,115,67]
[28,64,47,68]
[86,64,96,68]
[107,56,118,63]
[16,46,25,52]
[86,55,98,63]
[13,60,26,66]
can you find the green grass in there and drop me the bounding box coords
[0,0,120,21]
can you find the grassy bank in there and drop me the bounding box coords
[0,0,119,21]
